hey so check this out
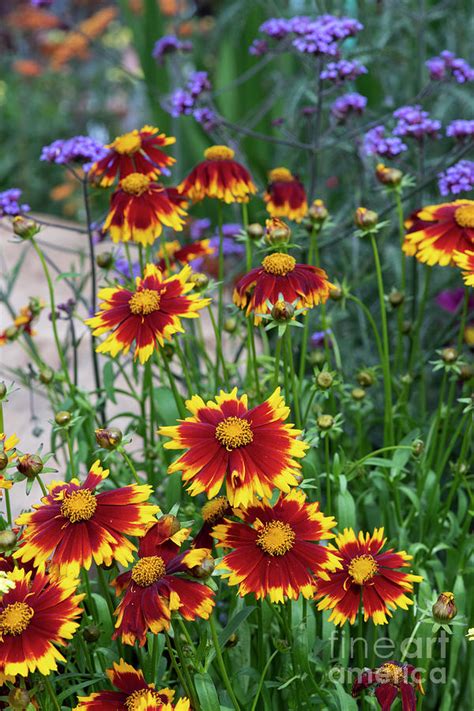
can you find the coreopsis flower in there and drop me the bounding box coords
[14,460,160,576]
[403,200,474,266]
[103,174,187,247]
[74,659,191,710]
[156,239,214,272]
[178,145,256,203]
[86,264,210,364]
[159,387,308,507]
[193,496,231,549]
[0,567,83,677]
[263,167,308,222]
[112,516,215,646]
[233,252,334,324]
[89,126,176,187]
[353,661,424,710]
[214,490,339,603]
[453,249,474,286]
[315,528,422,625]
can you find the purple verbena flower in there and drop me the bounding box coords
[187,71,211,98]
[114,249,140,283]
[31,0,53,7]
[0,188,30,217]
[331,92,367,121]
[436,288,474,314]
[259,18,292,39]
[193,107,218,131]
[170,89,194,117]
[190,218,211,241]
[152,35,182,63]
[310,329,333,348]
[438,160,474,196]
[446,120,474,140]
[40,136,108,171]
[426,51,474,83]
[257,14,363,57]
[392,105,441,140]
[249,39,269,56]
[321,59,367,83]
[363,125,407,158]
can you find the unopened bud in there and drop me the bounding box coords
[0,529,17,551]
[317,414,334,430]
[412,439,424,456]
[162,343,175,360]
[83,624,101,642]
[375,163,403,187]
[265,217,291,246]
[308,349,326,367]
[189,272,209,291]
[441,347,458,364]
[354,207,379,230]
[192,556,215,579]
[17,453,43,478]
[459,363,473,381]
[95,427,123,450]
[12,215,39,240]
[357,371,374,388]
[308,199,329,223]
[271,300,295,321]
[96,252,113,269]
[389,291,404,308]
[432,592,457,622]
[226,632,239,648]
[247,223,264,240]
[224,317,238,333]
[351,387,366,401]
[402,320,412,335]
[8,688,31,710]
[160,514,181,537]
[329,284,343,301]
[55,410,72,426]
[316,372,333,390]
[0,452,8,471]
[39,367,54,384]
[0,382,6,399]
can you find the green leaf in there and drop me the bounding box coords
[102,361,117,404]
[194,673,221,711]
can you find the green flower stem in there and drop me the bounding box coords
[394,190,407,372]
[207,305,230,389]
[64,428,76,481]
[324,435,332,514]
[246,319,261,400]
[217,201,225,335]
[209,614,241,711]
[43,673,61,711]
[345,446,414,479]
[174,339,194,398]
[31,237,74,395]
[347,294,384,367]
[298,224,319,388]
[370,234,394,446]
[173,623,198,706]
[4,490,12,527]
[250,650,279,711]
[160,350,186,418]
[272,335,283,390]
[118,447,141,485]
[149,632,161,685]
[36,473,48,497]
[284,329,301,428]
[165,633,198,709]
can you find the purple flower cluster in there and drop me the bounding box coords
[321,59,367,83]
[256,14,363,57]
[426,51,474,83]
[392,105,441,140]
[436,288,474,314]
[331,92,366,121]
[194,108,218,132]
[363,125,407,158]
[0,188,30,217]
[169,71,211,118]
[249,39,269,57]
[152,35,192,64]
[191,223,244,271]
[446,120,474,140]
[438,160,474,196]
[31,0,53,7]
[40,136,108,171]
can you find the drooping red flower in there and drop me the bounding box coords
[352,661,424,710]
[178,145,256,203]
[264,167,308,222]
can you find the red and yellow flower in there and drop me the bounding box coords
[103,174,187,247]
[86,264,210,364]
[14,460,160,577]
[234,253,334,324]
[453,249,474,286]
[352,661,424,711]
[403,200,474,266]
[0,567,83,677]
[178,145,256,203]
[214,489,339,603]
[74,659,190,710]
[264,167,308,222]
[112,516,215,646]
[156,239,214,272]
[89,126,176,187]
[0,433,18,494]
[159,387,308,507]
[315,528,422,626]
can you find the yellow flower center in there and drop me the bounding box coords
[454,204,474,229]
[120,173,151,196]
[204,145,235,161]
[202,496,228,523]
[129,289,161,315]
[256,521,295,556]
[348,554,379,585]
[262,253,296,276]
[377,663,404,686]
[215,417,253,450]
[110,130,142,155]
[60,489,97,523]
[0,602,34,636]
[131,556,166,587]
[125,689,162,710]
[268,167,293,182]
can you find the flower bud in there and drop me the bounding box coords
[192,555,215,579]
[329,284,343,301]
[432,591,457,622]
[0,529,17,551]
[39,367,54,384]
[375,163,403,187]
[308,349,326,366]
[160,513,181,537]
[0,382,6,399]
[441,347,458,364]
[402,320,412,335]
[95,427,123,450]
[96,252,113,269]
[265,217,291,246]
[12,215,39,240]
[55,410,72,426]
[401,373,413,385]
[224,317,238,333]
[162,343,175,360]
[351,387,366,401]
[83,624,101,643]
[317,414,334,431]
[389,291,404,308]
[459,363,474,381]
[28,296,44,316]
[0,452,8,471]
[271,300,295,321]
[308,199,329,224]
[8,688,31,710]
[247,223,264,240]
[17,453,43,478]
[316,371,333,390]
[357,371,374,387]
[189,272,209,291]
[354,207,379,230]
[226,632,239,648]
[412,439,424,457]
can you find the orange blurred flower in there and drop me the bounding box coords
[12,60,43,78]
[6,7,60,31]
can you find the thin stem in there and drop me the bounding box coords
[43,674,61,711]
[64,428,76,480]
[250,650,279,711]
[273,335,283,390]
[207,305,230,388]
[217,201,225,335]
[160,350,186,418]
[165,633,194,703]
[209,614,241,711]
[285,329,301,428]
[346,295,384,367]
[118,447,141,485]
[246,319,261,399]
